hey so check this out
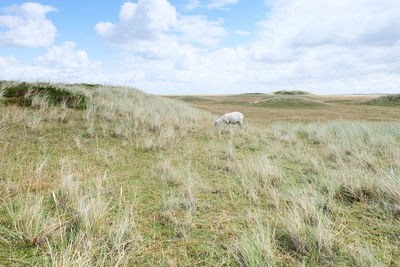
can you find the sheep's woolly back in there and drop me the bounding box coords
[215,112,243,126]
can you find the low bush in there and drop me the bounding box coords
[361,94,400,106]
[1,82,87,109]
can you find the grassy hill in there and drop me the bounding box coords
[1,82,400,265]
[361,94,400,106]
[251,95,326,108]
[177,95,215,103]
[273,90,312,95]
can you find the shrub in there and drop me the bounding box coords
[1,82,87,109]
[273,90,311,95]
[361,94,400,106]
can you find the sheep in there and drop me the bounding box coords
[214,112,244,127]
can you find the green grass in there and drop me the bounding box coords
[1,81,400,265]
[273,90,312,95]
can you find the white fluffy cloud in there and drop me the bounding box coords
[185,0,200,10]
[207,0,239,9]
[0,56,18,69]
[35,41,101,70]
[95,0,227,51]
[244,0,400,93]
[256,0,400,48]
[0,43,102,83]
[95,0,176,47]
[0,2,57,47]
[95,0,183,60]
[176,15,227,45]
[95,0,227,62]
[185,0,239,10]
[234,30,249,36]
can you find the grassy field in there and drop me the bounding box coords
[1,82,400,266]
[167,93,400,124]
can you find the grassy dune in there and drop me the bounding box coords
[1,82,400,265]
[362,94,400,106]
[273,90,312,95]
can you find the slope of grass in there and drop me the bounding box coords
[252,96,326,108]
[362,94,400,106]
[177,95,215,103]
[216,95,325,108]
[1,82,400,265]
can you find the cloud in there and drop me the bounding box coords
[207,0,239,9]
[0,56,18,69]
[96,0,227,49]
[0,43,102,83]
[185,0,201,10]
[0,56,63,82]
[95,0,176,46]
[234,30,250,36]
[95,0,227,60]
[185,0,239,10]
[0,2,57,47]
[35,42,101,70]
[239,0,400,93]
[257,0,400,48]
[176,15,227,45]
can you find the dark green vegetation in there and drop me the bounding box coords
[1,82,400,265]
[361,94,400,106]
[234,93,269,97]
[273,90,311,95]
[0,81,88,109]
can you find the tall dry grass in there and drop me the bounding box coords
[81,85,210,150]
[0,158,143,265]
[224,121,400,265]
[155,159,198,239]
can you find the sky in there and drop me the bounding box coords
[0,0,399,95]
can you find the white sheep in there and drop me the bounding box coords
[214,112,244,127]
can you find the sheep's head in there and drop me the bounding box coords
[214,121,219,127]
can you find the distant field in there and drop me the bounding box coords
[166,93,400,124]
